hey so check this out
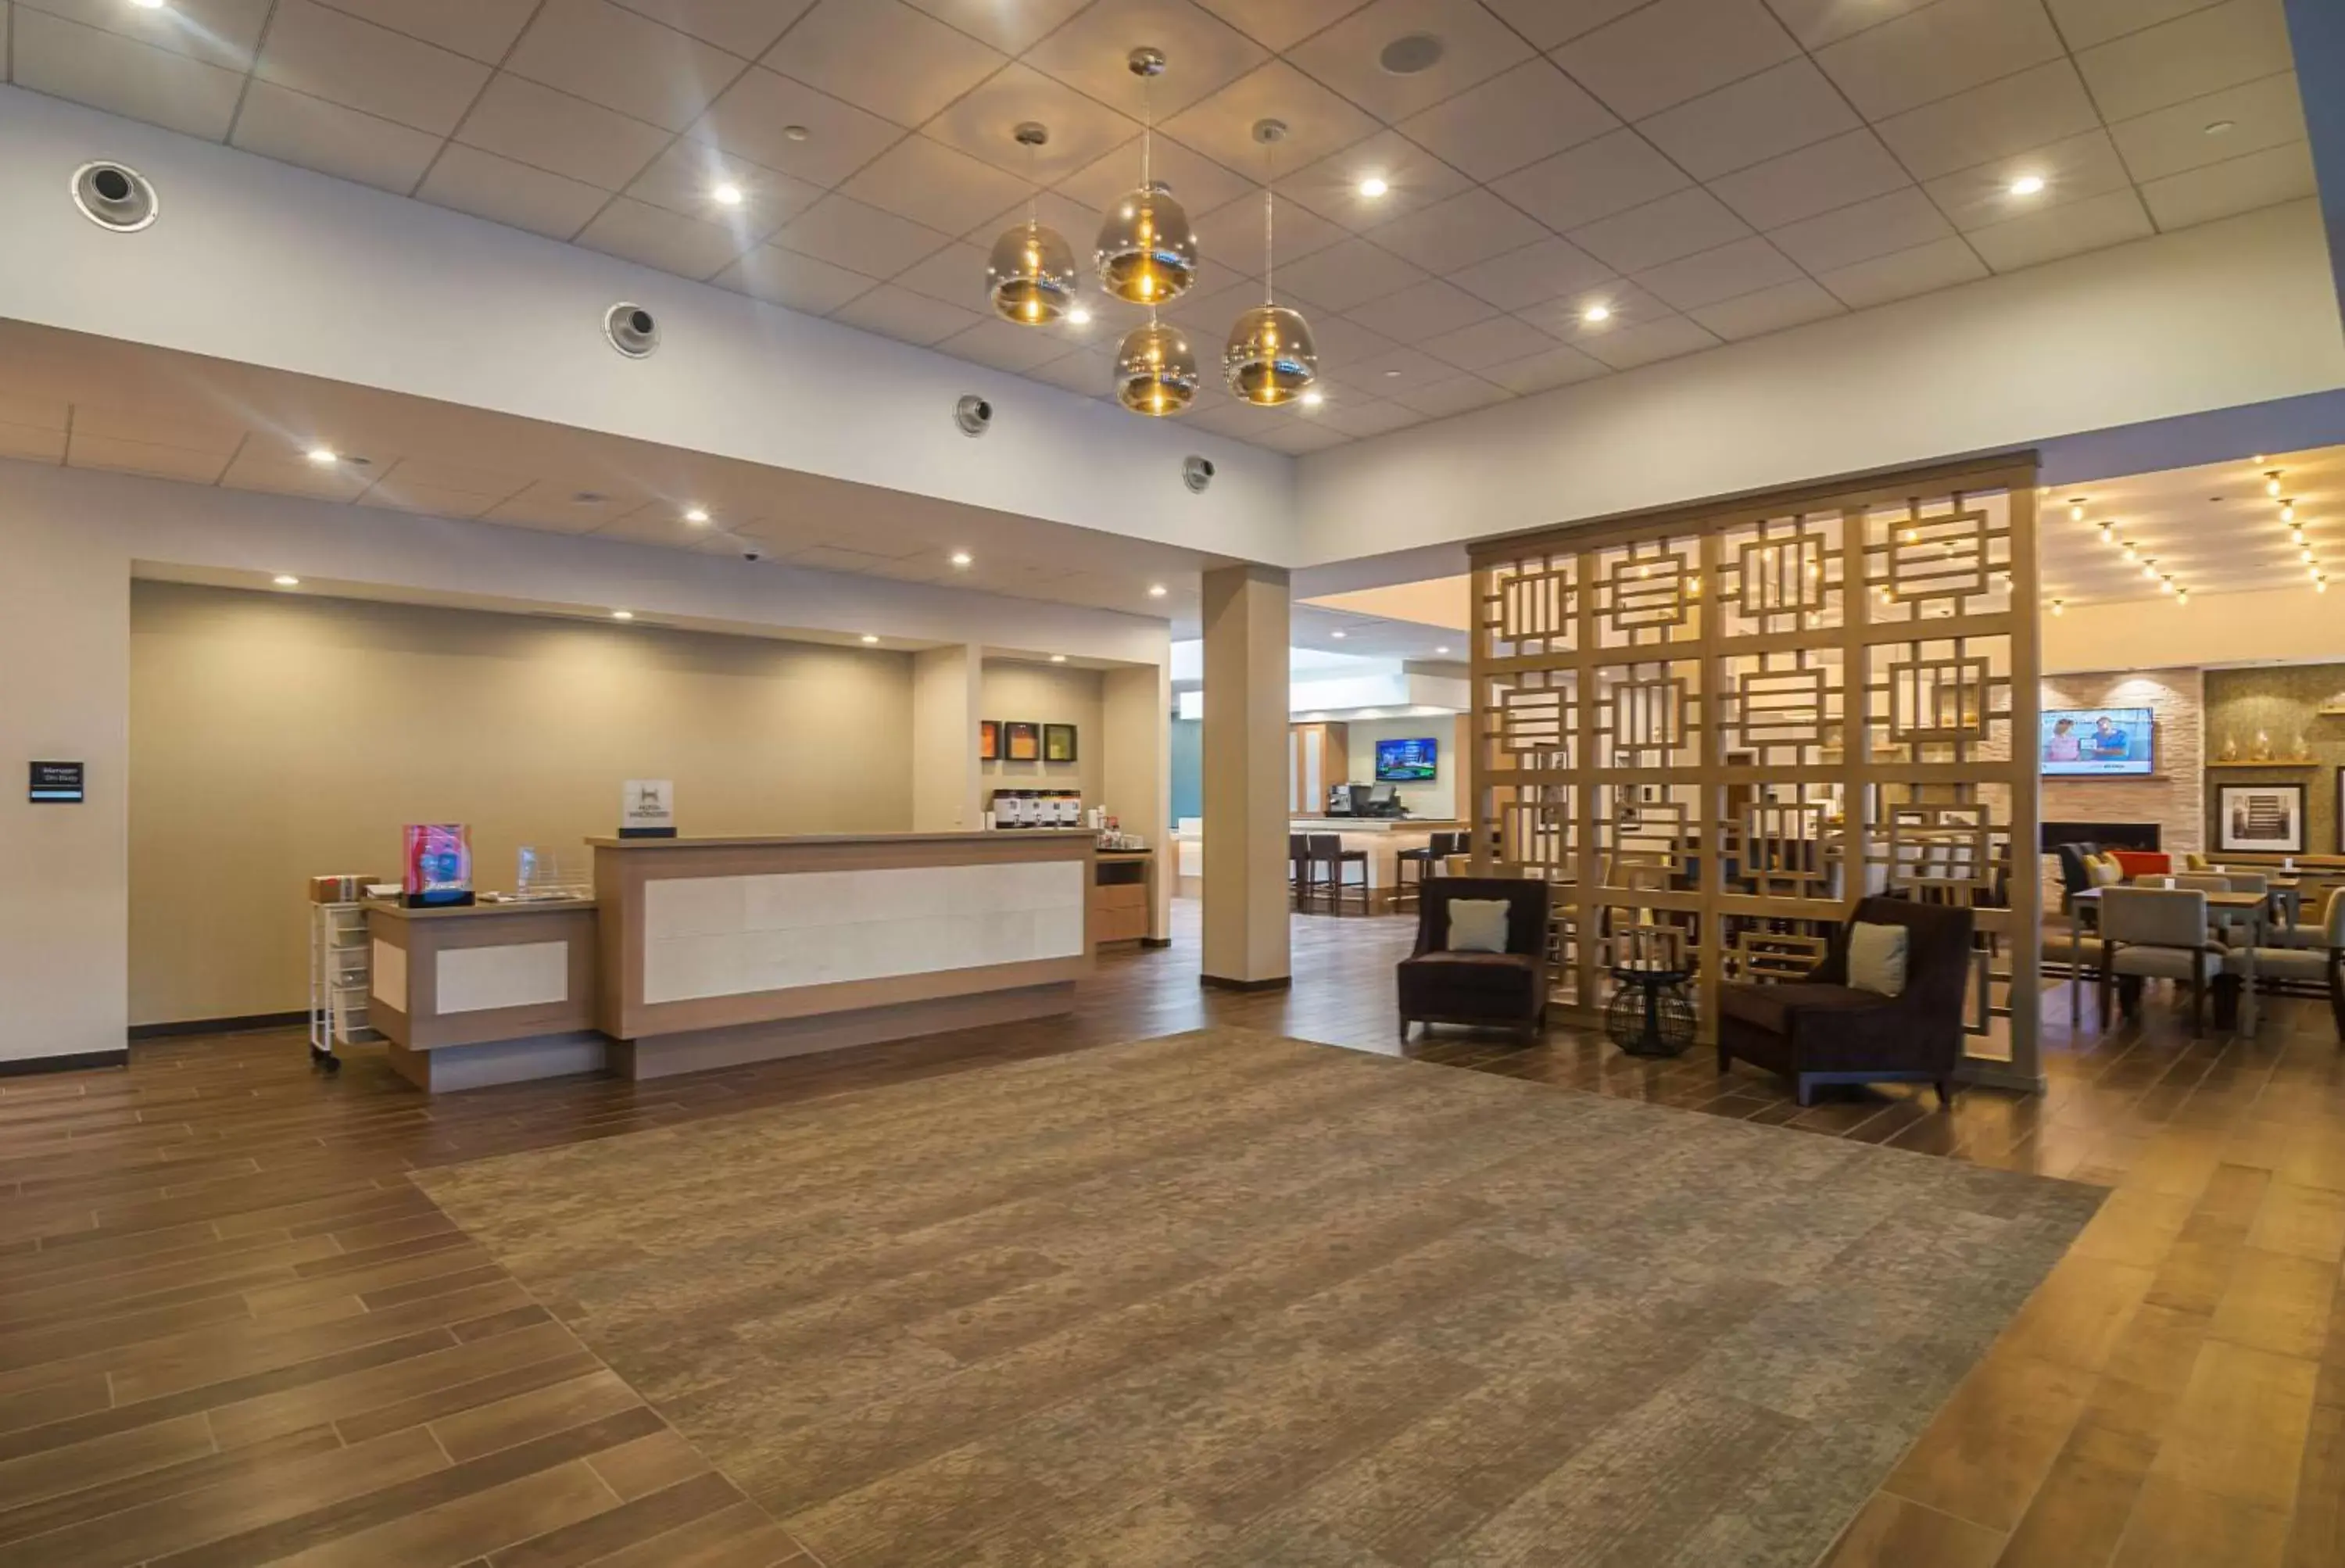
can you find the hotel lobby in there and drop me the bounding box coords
[4,1,2345,1563]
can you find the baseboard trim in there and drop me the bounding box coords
[1199,973,1292,992]
[1140,936,1173,949]
[129,1011,307,1040]
[0,1048,129,1077]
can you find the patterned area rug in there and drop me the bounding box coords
[417,1029,2101,1567]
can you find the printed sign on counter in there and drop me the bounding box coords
[621,779,676,839]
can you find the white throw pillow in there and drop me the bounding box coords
[1847,921,1909,997]
[1446,899,1512,954]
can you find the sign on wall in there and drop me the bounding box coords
[28,761,84,804]
[621,779,676,839]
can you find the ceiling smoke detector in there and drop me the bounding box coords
[71,161,159,232]
[1379,33,1445,75]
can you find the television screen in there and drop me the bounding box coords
[1375,737,1437,782]
[2042,707,2153,777]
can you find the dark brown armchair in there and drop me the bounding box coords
[1717,896,1974,1105]
[1397,877,1551,1041]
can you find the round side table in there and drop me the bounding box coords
[1605,965,1695,1058]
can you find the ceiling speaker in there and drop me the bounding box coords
[954,395,993,436]
[71,162,158,233]
[603,303,659,358]
[1183,455,1215,493]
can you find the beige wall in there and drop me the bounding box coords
[2042,668,2204,853]
[980,660,1103,812]
[130,582,914,1026]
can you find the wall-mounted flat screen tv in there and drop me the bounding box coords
[1375,736,1438,782]
[2042,707,2153,777]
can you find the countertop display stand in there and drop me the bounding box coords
[308,900,378,1072]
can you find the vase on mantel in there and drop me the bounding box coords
[2220,735,2239,762]
[2252,730,2272,761]
[2293,732,2311,761]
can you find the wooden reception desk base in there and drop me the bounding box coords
[590,829,1096,1082]
[367,900,604,1094]
[605,982,1073,1080]
[363,832,1098,1093]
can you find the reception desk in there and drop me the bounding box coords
[367,900,603,1092]
[589,829,1096,1079]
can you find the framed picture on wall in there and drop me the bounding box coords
[1043,724,1077,763]
[979,720,1000,761]
[2216,782,2306,854]
[1004,721,1041,762]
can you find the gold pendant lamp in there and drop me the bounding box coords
[985,122,1076,326]
[1094,47,1197,307]
[1114,317,1198,417]
[1223,117,1318,406]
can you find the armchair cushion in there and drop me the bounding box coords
[1446,899,1512,954]
[1848,922,1909,997]
[2110,850,2173,879]
[1399,877,1552,1033]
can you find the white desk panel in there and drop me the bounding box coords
[437,940,570,1015]
[642,860,1086,1005]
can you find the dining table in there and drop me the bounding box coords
[2069,884,2282,1032]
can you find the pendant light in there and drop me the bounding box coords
[1114,318,1198,416]
[1224,118,1318,406]
[1094,48,1197,306]
[985,123,1076,326]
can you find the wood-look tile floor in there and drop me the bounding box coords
[0,898,2339,1566]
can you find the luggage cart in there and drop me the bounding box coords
[307,900,378,1073]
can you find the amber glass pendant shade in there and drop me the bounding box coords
[986,219,1077,325]
[1223,304,1316,405]
[1094,183,1197,306]
[1113,320,1198,416]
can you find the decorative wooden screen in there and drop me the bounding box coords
[1469,457,2043,1091]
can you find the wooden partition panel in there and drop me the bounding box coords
[1468,456,2042,1090]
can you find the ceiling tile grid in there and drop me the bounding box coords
[4,0,2316,453]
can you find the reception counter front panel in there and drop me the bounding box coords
[641,859,1085,1004]
[593,831,1096,1077]
[366,901,601,1091]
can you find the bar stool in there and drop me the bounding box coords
[1302,832,1369,914]
[1287,832,1310,910]
[1397,831,1465,908]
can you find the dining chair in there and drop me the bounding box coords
[2099,887,2227,1037]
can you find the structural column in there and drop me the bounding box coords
[1101,662,1174,943]
[908,644,982,832]
[1201,564,1291,989]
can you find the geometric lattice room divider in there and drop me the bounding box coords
[1468,456,2043,1091]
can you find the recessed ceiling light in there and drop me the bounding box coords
[1069,306,1092,324]
[1434,646,1451,654]
[1357,176,1390,199]
[950,550,972,567]
[2204,120,2236,136]
[682,505,710,524]
[712,181,744,206]
[611,609,634,621]
[861,633,879,643]
[1382,368,1402,378]
[272,574,299,587]
[305,446,336,465]
[1581,303,1611,324]
[2008,174,2046,196]
[782,124,811,142]
[1147,583,1167,597]
[1330,629,1347,639]
[1300,389,1324,407]
[1049,653,1067,663]
[130,0,166,9]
